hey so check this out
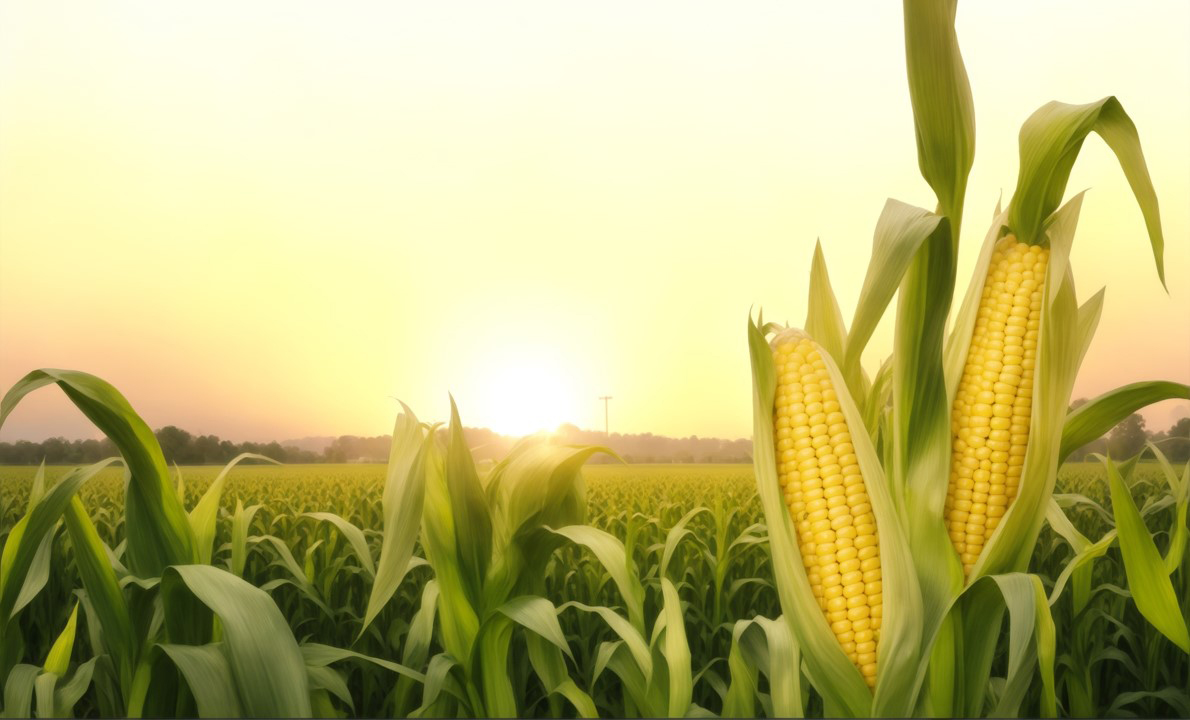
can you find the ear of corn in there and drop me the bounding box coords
[750,318,923,716]
[945,235,1049,575]
[773,330,884,686]
[942,92,1165,582]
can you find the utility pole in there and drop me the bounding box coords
[598,396,612,436]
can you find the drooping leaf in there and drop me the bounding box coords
[1007,97,1164,285]
[1060,381,1190,462]
[549,526,645,634]
[161,565,311,717]
[846,199,943,376]
[159,644,244,718]
[0,370,196,576]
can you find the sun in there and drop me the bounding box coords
[469,347,576,437]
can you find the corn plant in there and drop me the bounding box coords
[0,371,321,717]
[747,0,1189,716]
[365,399,609,717]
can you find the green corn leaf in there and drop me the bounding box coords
[2,462,53,619]
[558,601,652,680]
[596,642,652,716]
[659,507,709,582]
[33,672,56,720]
[723,615,804,719]
[191,454,278,565]
[419,426,481,668]
[27,461,46,510]
[888,208,961,656]
[307,667,353,715]
[723,620,760,718]
[1144,443,1188,573]
[549,526,645,634]
[52,656,97,718]
[522,612,599,718]
[161,565,311,717]
[411,653,469,717]
[43,602,79,676]
[0,458,121,627]
[303,512,375,578]
[229,501,262,579]
[62,495,136,687]
[300,643,424,682]
[845,199,943,376]
[754,616,803,718]
[1032,577,1057,718]
[1059,381,1190,463]
[496,596,573,661]
[393,580,440,715]
[660,578,692,719]
[3,664,40,719]
[1007,97,1164,285]
[476,613,518,718]
[0,370,195,576]
[361,404,427,637]
[445,397,493,608]
[7,523,54,622]
[159,644,244,718]
[805,240,848,370]
[1105,455,1190,652]
[982,574,1055,718]
[404,578,442,666]
[902,0,975,225]
[549,679,599,719]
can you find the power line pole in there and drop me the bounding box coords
[598,396,612,436]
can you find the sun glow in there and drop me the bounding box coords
[465,346,578,437]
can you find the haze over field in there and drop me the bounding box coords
[1,1,1187,442]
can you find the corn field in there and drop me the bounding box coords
[0,460,1186,717]
[2,0,1189,717]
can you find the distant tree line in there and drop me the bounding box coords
[1,411,1185,466]
[0,426,323,466]
[1065,403,1190,463]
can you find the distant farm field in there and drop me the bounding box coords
[0,461,1158,529]
[1,460,1185,717]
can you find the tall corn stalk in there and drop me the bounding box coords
[748,0,1189,716]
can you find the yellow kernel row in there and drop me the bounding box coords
[945,235,1048,576]
[774,333,881,687]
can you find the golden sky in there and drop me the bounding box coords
[1,1,1187,442]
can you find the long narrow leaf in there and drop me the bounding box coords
[1106,456,1190,652]
[161,565,311,717]
[1059,381,1190,462]
[1007,97,1164,284]
[0,370,195,576]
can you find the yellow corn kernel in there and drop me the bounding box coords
[774,332,881,688]
[944,236,1049,577]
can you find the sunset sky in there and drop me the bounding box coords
[1,1,1187,442]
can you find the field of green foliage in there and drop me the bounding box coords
[2,461,1186,717]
